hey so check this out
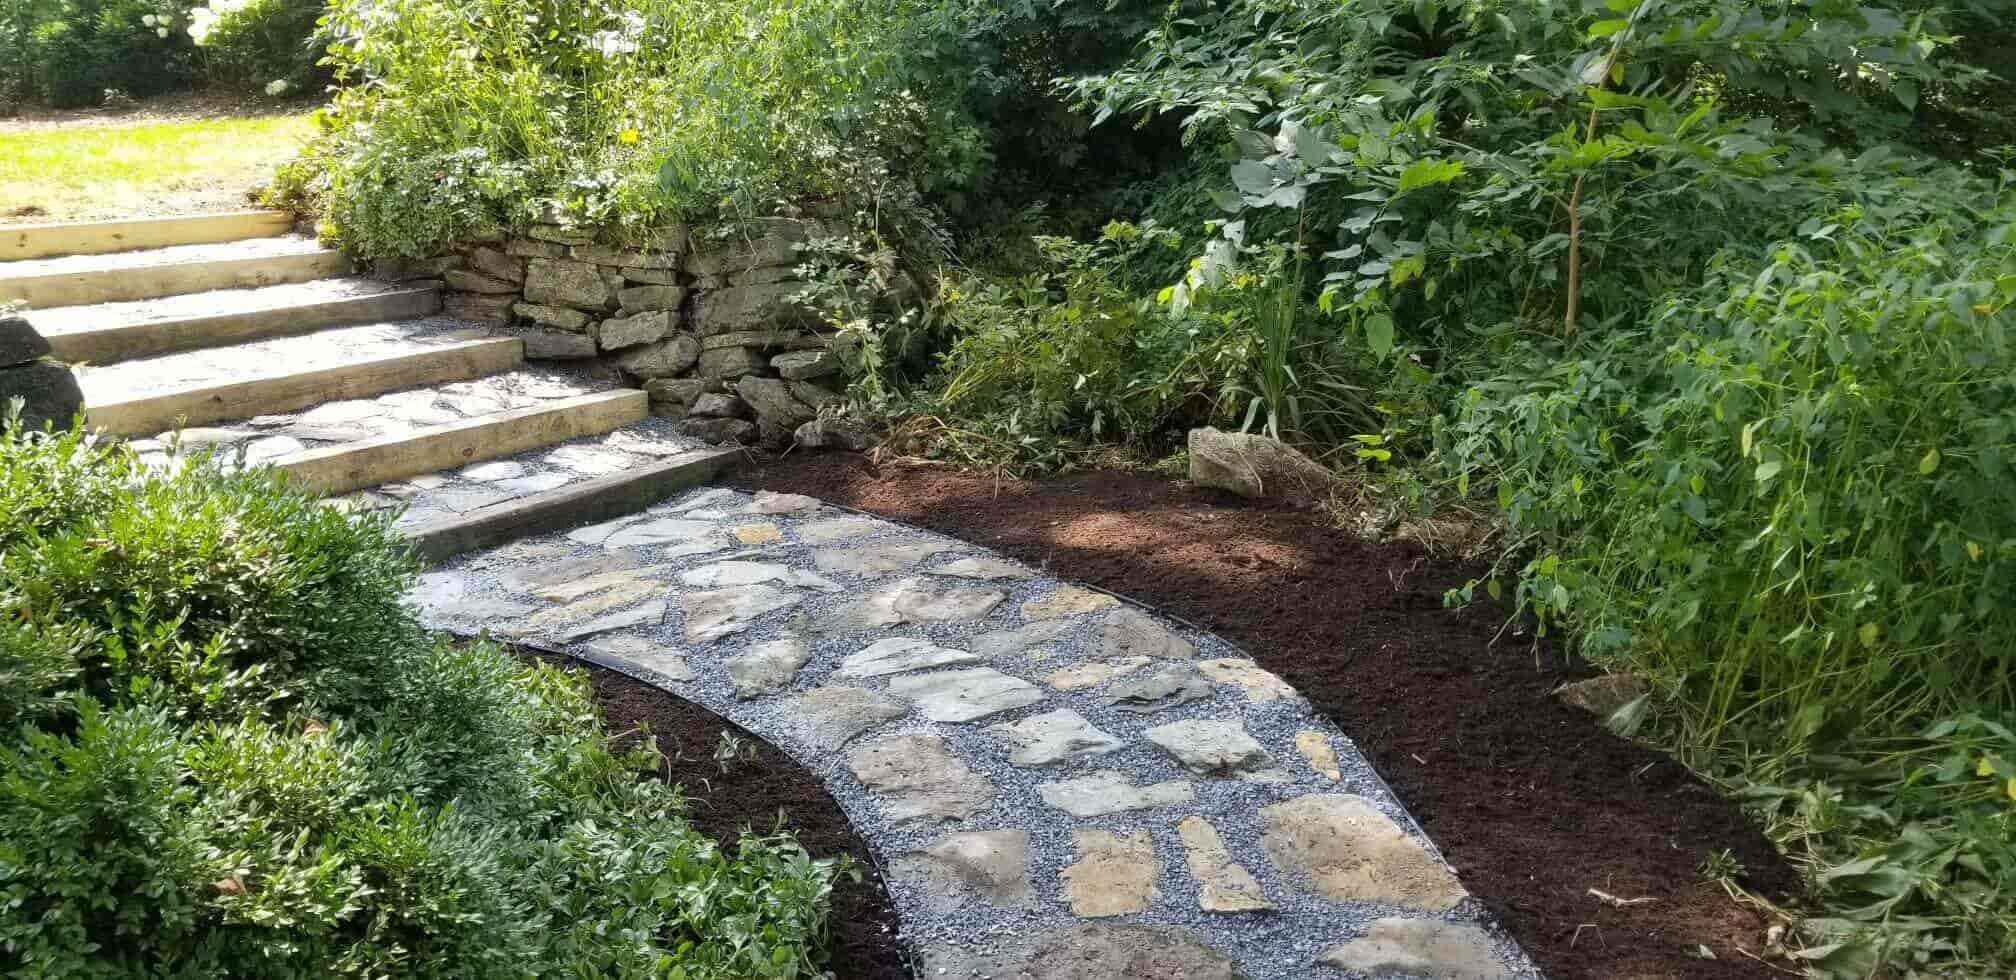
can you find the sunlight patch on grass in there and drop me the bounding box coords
[0,113,314,224]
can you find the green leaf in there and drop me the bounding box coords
[1230,160,1274,196]
[1754,460,1782,482]
[1919,447,1941,475]
[1396,158,1465,193]
[1587,18,1628,38]
[1364,313,1395,357]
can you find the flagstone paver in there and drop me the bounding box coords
[409,487,1540,979]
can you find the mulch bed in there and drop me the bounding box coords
[518,648,911,980]
[733,453,1804,980]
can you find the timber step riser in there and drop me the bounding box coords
[85,338,523,437]
[44,287,442,365]
[3,211,296,262]
[1,250,353,308]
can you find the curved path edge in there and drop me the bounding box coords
[408,486,1543,980]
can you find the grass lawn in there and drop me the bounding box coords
[0,112,314,224]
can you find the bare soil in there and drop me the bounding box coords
[734,453,1805,980]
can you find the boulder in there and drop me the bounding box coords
[795,416,881,452]
[736,377,818,428]
[0,360,84,432]
[697,346,767,380]
[1556,674,1651,718]
[618,285,686,314]
[598,310,674,351]
[773,348,839,380]
[513,302,591,332]
[680,416,760,445]
[521,329,597,360]
[691,282,819,336]
[1187,427,1337,502]
[441,269,518,294]
[523,258,616,310]
[643,377,724,407]
[614,334,702,379]
[1,316,52,367]
[442,291,516,325]
[466,246,525,283]
[689,392,751,419]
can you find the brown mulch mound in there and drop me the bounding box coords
[734,453,1804,980]
[518,648,911,980]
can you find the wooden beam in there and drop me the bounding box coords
[2,211,296,261]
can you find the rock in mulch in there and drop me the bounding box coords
[1187,426,1338,503]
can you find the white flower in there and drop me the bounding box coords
[265,79,289,96]
[141,14,156,26]
[156,26,169,37]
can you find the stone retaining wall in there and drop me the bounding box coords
[378,217,883,452]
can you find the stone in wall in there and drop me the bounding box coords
[696,346,767,380]
[524,258,616,310]
[0,316,83,432]
[615,335,701,379]
[618,285,685,314]
[522,329,597,360]
[442,291,515,325]
[692,282,819,337]
[598,310,675,351]
[514,303,592,332]
[466,246,525,283]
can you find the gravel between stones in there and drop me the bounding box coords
[410,488,1543,979]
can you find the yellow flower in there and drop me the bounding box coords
[618,128,641,145]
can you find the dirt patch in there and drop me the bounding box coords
[735,453,1803,980]
[518,647,911,980]
[0,90,306,133]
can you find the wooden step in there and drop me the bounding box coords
[0,237,350,308]
[2,211,295,262]
[277,390,650,496]
[83,335,522,436]
[33,279,441,365]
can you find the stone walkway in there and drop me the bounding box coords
[410,487,1542,980]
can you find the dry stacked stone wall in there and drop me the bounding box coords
[378,217,882,453]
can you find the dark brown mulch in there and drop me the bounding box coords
[517,648,911,980]
[734,453,1804,980]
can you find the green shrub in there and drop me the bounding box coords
[187,0,328,94]
[15,0,197,106]
[0,422,846,977]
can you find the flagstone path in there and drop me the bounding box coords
[410,486,1543,980]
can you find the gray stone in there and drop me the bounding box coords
[930,556,1035,581]
[580,634,696,683]
[1144,719,1272,775]
[887,668,1044,723]
[1098,607,1197,659]
[506,237,569,258]
[828,578,1005,631]
[524,257,615,309]
[460,460,528,482]
[985,708,1122,766]
[746,490,820,514]
[598,310,674,351]
[919,924,1241,980]
[573,244,679,269]
[551,599,666,643]
[1103,663,1214,714]
[1,316,51,366]
[407,571,536,623]
[0,360,83,432]
[545,444,635,476]
[643,377,723,407]
[591,517,716,549]
[737,377,817,428]
[688,392,750,419]
[1188,426,1337,502]
[794,417,881,452]
[685,218,830,277]
[700,329,820,351]
[771,348,839,380]
[787,686,908,745]
[1318,919,1511,979]
[679,416,760,444]
[527,224,596,246]
[494,471,575,496]
[1022,586,1120,621]
[618,284,687,313]
[1198,658,1300,703]
[681,585,802,644]
[521,328,597,359]
[845,734,996,826]
[691,281,818,336]
[621,266,682,285]
[725,637,812,698]
[442,269,518,294]
[615,334,702,379]
[811,541,960,577]
[513,302,592,331]
[1295,730,1343,782]
[789,380,843,411]
[1177,816,1274,913]
[678,560,839,592]
[1038,771,1195,818]
[969,618,1077,659]
[696,345,767,379]
[1555,674,1651,718]
[441,291,516,324]
[835,637,980,679]
[1259,794,1468,910]
[1063,828,1159,917]
[892,830,1033,910]
[1045,657,1152,691]
[796,516,882,543]
[534,564,666,602]
[466,246,524,283]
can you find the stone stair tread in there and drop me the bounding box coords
[77,317,500,405]
[0,233,333,279]
[27,277,426,336]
